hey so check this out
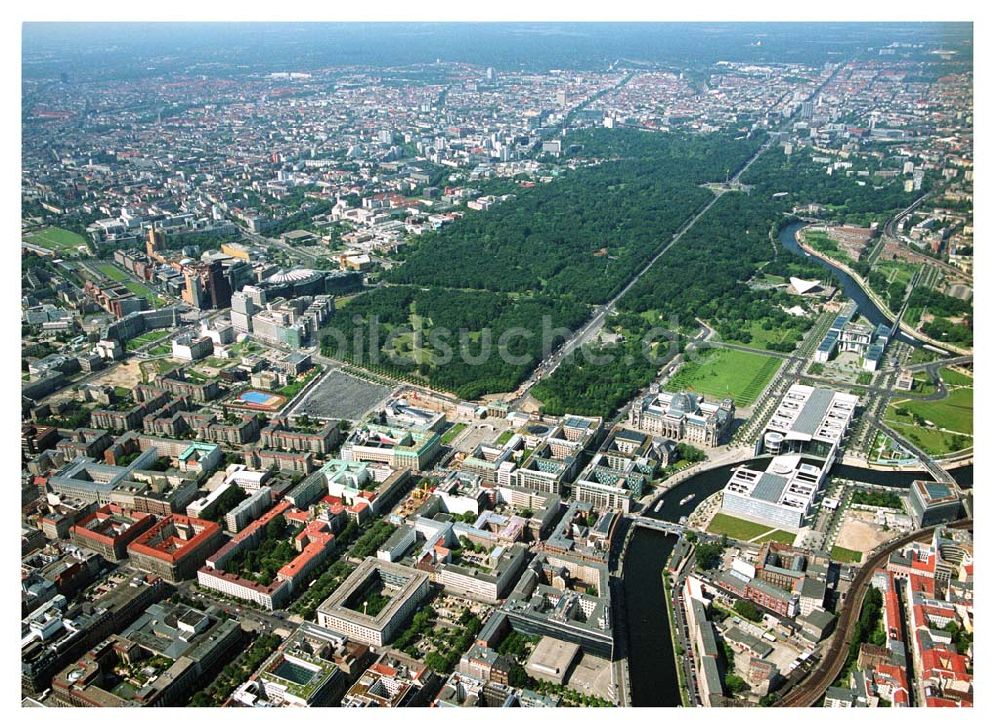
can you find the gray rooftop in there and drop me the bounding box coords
[751,472,789,504]
[804,608,835,629]
[790,388,836,436]
[801,577,827,600]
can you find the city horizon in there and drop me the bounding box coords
[18,18,974,714]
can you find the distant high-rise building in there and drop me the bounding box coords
[183,260,232,310]
[486,67,497,83]
[146,227,165,257]
[231,285,266,333]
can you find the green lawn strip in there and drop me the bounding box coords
[707,512,774,542]
[662,569,692,707]
[441,422,467,445]
[893,388,972,435]
[830,545,863,563]
[123,280,158,302]
[938,368,972,387]
[95,262,128,281]
[749,527,797,545]
[126,329,172,351]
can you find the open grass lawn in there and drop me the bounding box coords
[668,348,781,407]
[95,262,128,282]
[803,230,853,266]
[887,382,972,456]
[938,367,972,387]
[746,320,800,350]
[707,512,774,541]
[441,422,467,445]
[759,273,787,286]
[24,226,87,253]
[899,387,972,435]
[888,423,971,457]
[719,319,801,351]
[830,545,863,563]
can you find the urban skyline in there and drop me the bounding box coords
[18,19,974,713]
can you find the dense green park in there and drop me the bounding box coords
[388,128,760,303]
[329,128,946,414]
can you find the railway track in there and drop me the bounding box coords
[777,517,973,706]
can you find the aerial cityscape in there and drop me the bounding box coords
[19,21,974,709]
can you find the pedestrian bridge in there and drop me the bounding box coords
[631,516,685,536]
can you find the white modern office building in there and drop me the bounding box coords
[725,385,860,531]
[760,384,858,466]
[721,455,826,531]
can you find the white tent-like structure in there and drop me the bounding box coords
[789,276,823,295]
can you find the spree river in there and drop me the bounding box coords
[622,528,681,706]
[777,220,926,350]
[620,457,972,704]
[621,220,970,704]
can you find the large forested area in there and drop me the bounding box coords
[387,128,761,302]
[533,144,925,417]
[742,147,922,224]
[327,128,929,411]
[324,128,763,398]
[621,192,786,326]
[320,285,589,399]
